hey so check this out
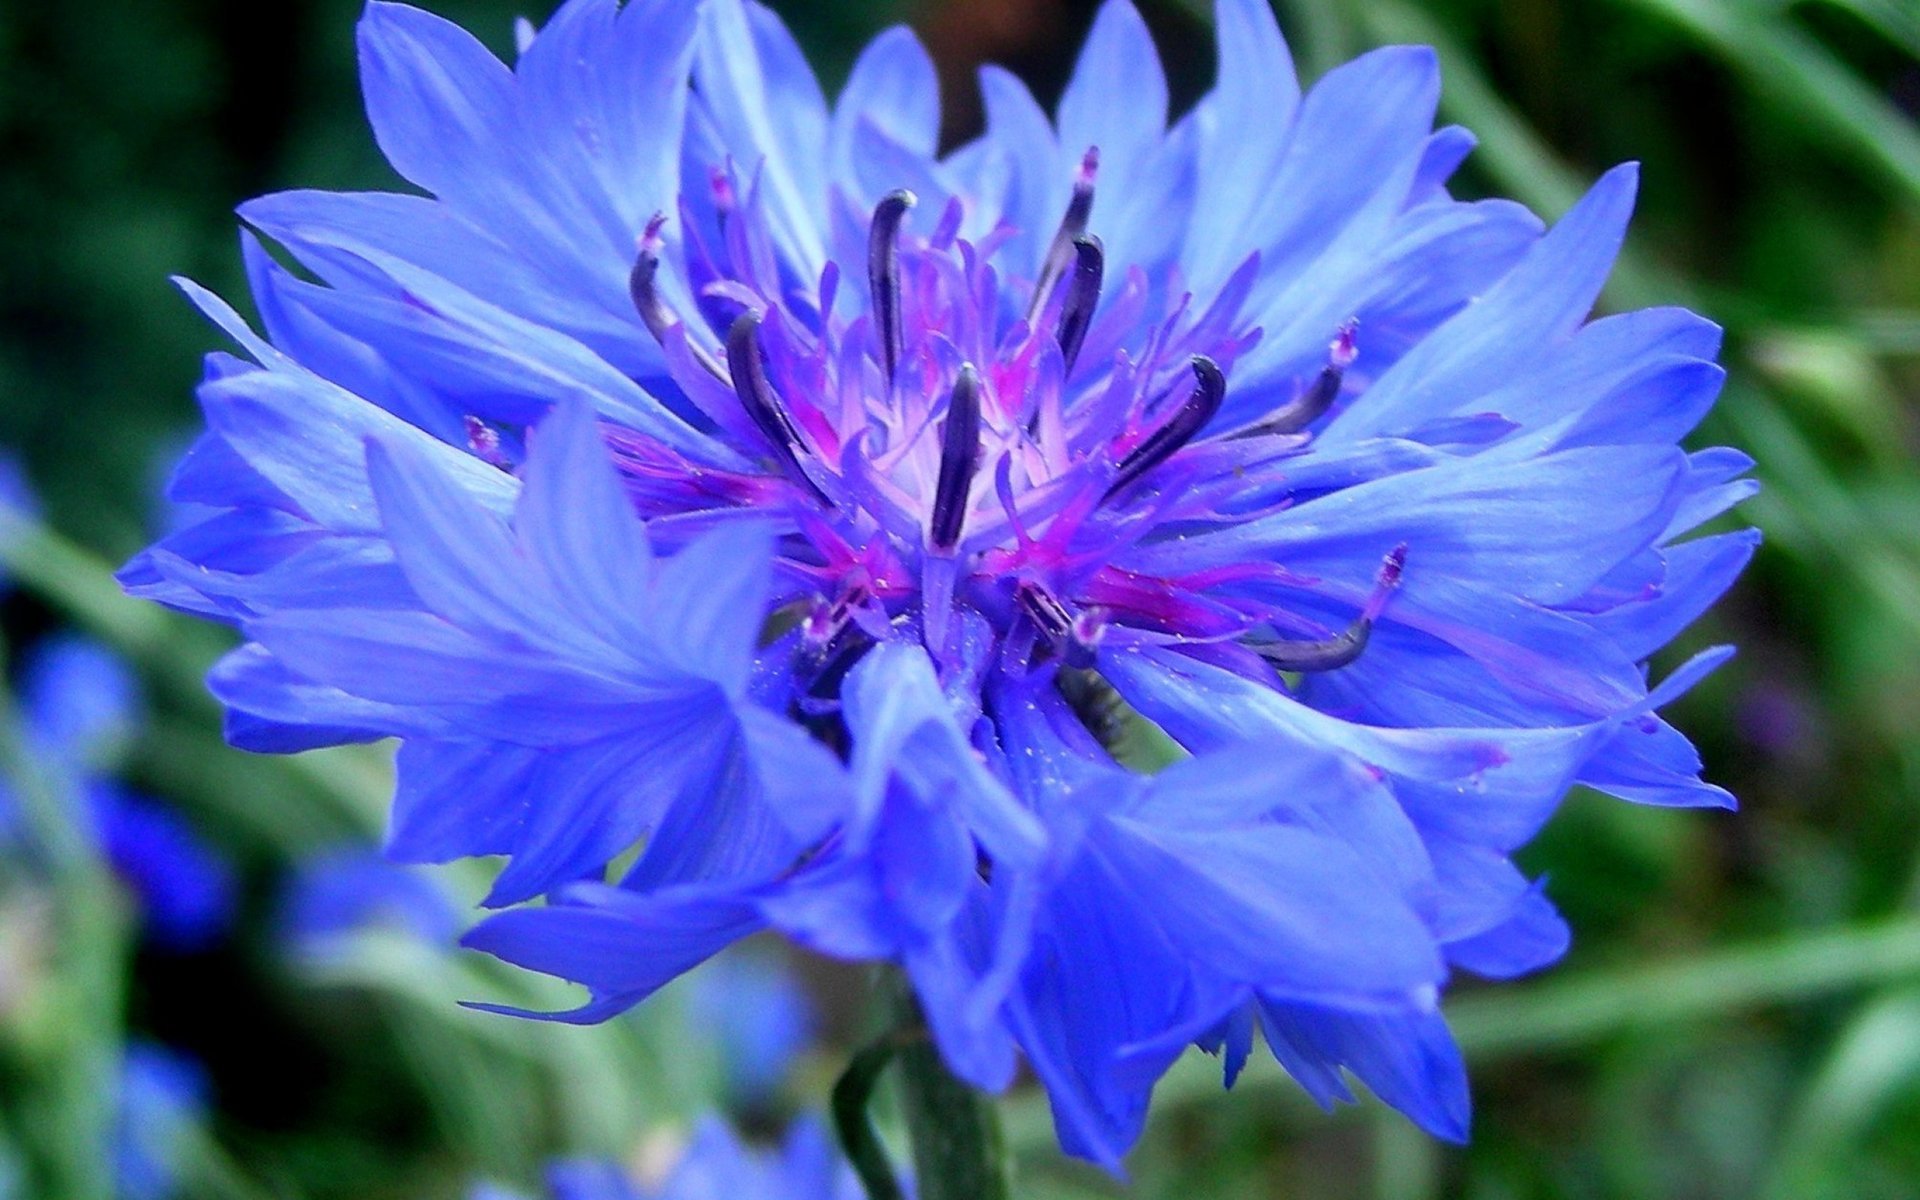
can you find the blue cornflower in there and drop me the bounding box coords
[686,949,816,1109]
[472,1117,865,1200]
[124,0,1750,1167]
[1,635,234,952]
[278,845,465,952]
[115,1041,211,1200]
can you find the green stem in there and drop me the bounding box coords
[831,979,1010,1200]
[890,988,1010,1200]
[832,1038,906,1200]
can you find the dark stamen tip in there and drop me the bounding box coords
[724,308,764,368]
[868,190,918,386]
[1254,622,1371,673]
[929,365,982,551]
[1234,323,1356,439]
[874,189,917,225]
[1189,355,1226,411]
[628,244,667,340]
[1027,149,1102,323]
[1056,235,1105,376]
[725,311,828,504]
[1257,541,1406,674]
[1105,355,1228,498]
[630,219,727,384]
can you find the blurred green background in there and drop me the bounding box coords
[2,0,1918,1197]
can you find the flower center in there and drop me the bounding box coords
[604,150,1392,686]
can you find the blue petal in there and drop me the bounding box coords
[1324,163,1642,445]
[511,400,656,652]
[692,0,830,275]
[358,2,516,213]
[831,27,940,186]
[1259,998,1470,1142]
[1182,0,1301,289]
[842,642,1044,867]
[1591,529,1760,661]
[211,642,431,751]
[1137,442,1687,608]
[462,882,766,1018]
[1102,646,1603,851]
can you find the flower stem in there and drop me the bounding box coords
[893,1022,1011,1200]
[831,1037,906,1200]
[831,977,1010,1200]
[887,977,1010,1200]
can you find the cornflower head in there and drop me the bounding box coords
[1,635,235,952]
[115,1042,212,1200]
[124,0,1753,1170]
[470,1116,863,1200]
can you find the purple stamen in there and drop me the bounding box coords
[868,189,917,387]
[1056,235,1105,377]
[1015,582,1103,669]
[929,365,982,551]
[1241,320,1358,437]
[628,215,675,345]
[1251,544,1405,672]
[629,215,727,382]
[1028,146,1100,321]
[725,311,829,504]
[1016,581,1074,642]
[803,581,872,650]
[1106,355,1227,497]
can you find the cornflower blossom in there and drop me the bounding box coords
[687,951,816,1109]
[279,846,465,953]
[0,635,234,952]
[115,1042,212,1200]
[471,1117,863,1200]
[123,0,1752,1166]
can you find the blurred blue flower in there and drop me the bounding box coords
[1,635,234,952]
[124,0,1750,1165]
[0,453,36,597]
[278,845,464,952]
[473,1118,864,1200]
[18,633,138,767]
[115,1041,210,1200]
[687,950,815,1107]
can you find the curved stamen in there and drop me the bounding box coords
[1013,582,1106,669]
[1056,235,1105,377]
[1106,355,1227,498]
[868,190,917,387]
[1016,580,1073,641]
[1027,146,1100,321]
[1240,321,1358,438]
[629,214,727,382]
[725,311,829,503]
[929,365,982,551]
[628,215,673,340]
[1251,544,1405,672]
